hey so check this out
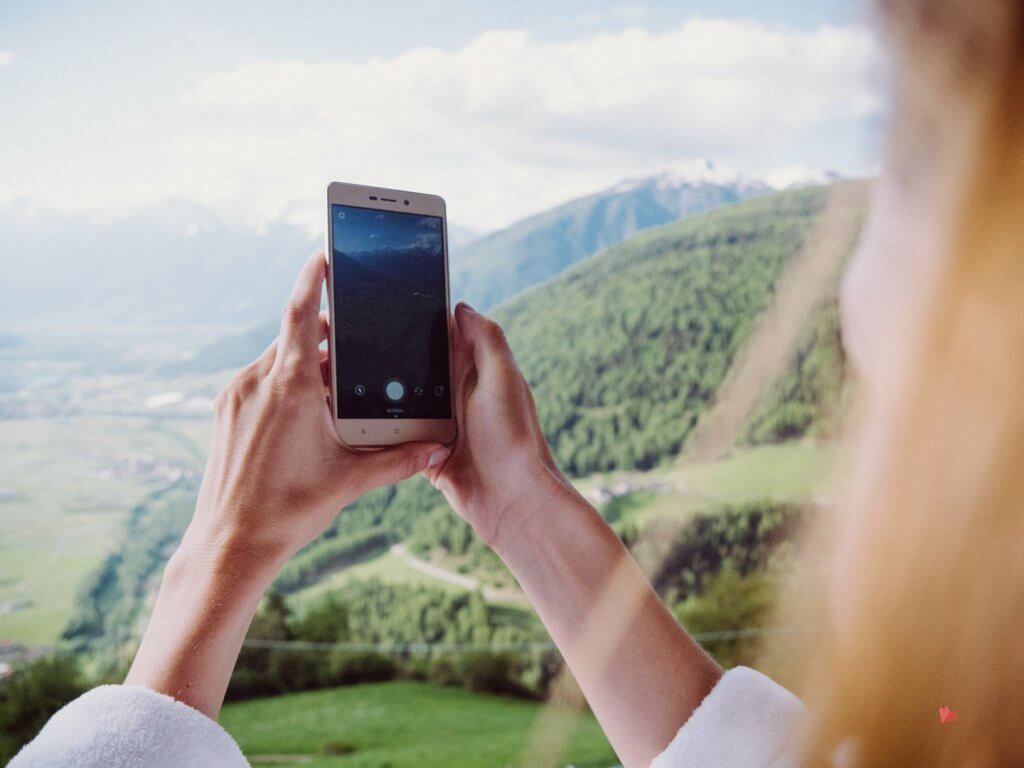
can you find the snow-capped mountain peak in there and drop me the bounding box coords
[761,165,842,190]
[610,159,841,195]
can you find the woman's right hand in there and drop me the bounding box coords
[425,302,579,550]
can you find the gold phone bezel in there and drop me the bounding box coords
[325,182,458,448]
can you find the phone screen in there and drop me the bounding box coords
[331,204,451,420]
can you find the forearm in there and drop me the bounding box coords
[494,477,722,768]
[125,524,281,719]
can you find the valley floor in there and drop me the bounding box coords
[0,415,212,645]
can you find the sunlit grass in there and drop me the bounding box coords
[220,681,615,768]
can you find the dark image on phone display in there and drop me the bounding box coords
[331,204,451,420]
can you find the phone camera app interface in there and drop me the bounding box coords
[332,204,451,420]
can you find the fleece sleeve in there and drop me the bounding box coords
[650,666,808,768]
[8,684,249,768]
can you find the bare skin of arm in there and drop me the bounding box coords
[125,253,450,718]
[426,303,721,768]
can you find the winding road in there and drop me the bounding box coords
[389,544,529,605]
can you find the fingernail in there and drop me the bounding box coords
[427,447,450,468]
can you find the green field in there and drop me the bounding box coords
[0,415,210,644]
[220,682,616,768]
[671,442,837,503]
[576,441,836,533]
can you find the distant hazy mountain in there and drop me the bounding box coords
[447,223,483,249]
[0,200,318,336]
[449,159,793,310]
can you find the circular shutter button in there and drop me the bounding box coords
[384,379,406,402]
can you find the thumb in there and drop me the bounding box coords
[351,442,451,491]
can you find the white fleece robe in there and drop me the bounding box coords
[10,666,806,767]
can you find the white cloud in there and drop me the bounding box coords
[2,19,884,234]
[0,51,14,67]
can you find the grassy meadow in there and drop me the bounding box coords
[0,415,211,644]
[220,681,615,768]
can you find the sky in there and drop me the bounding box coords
[0,0,885,235]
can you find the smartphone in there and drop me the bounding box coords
[325,182,457,448]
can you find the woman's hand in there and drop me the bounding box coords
[190,252,450,569]
[126,253,448,718]
[425,302,580,549]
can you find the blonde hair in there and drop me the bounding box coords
[789,2,1024,765]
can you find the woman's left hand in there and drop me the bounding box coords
[189,251,449,568]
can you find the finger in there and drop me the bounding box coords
[275,252,326,372]
[449,312,476,409]
[425,318,472,485]
[320,347,330,388]
[318,312,331,387]
[454,302,518,386]
[256,336,279,375]
[450,309,473,379]
[350,442,451,492]
[319,311,329,344]
[449,305,566,489]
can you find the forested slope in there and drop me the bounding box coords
[497,187,829,475]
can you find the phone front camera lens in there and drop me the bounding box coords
[404,199,410,206]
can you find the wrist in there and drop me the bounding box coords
[489,467,585,558]
[168,522,284,602]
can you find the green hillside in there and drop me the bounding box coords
[497,186,830,475]
[220,681,615,768]
[452,173,765,309]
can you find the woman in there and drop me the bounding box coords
[12,0,1024,765]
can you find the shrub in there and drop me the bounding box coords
[457,652,531,698]
[674,564,775,669]
[0,654,88,762]
[320,739,358,756]
[428,656,461,687]
[328,652,397,685]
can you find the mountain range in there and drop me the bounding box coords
[449,159,831,311]
[167,161,839,373]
